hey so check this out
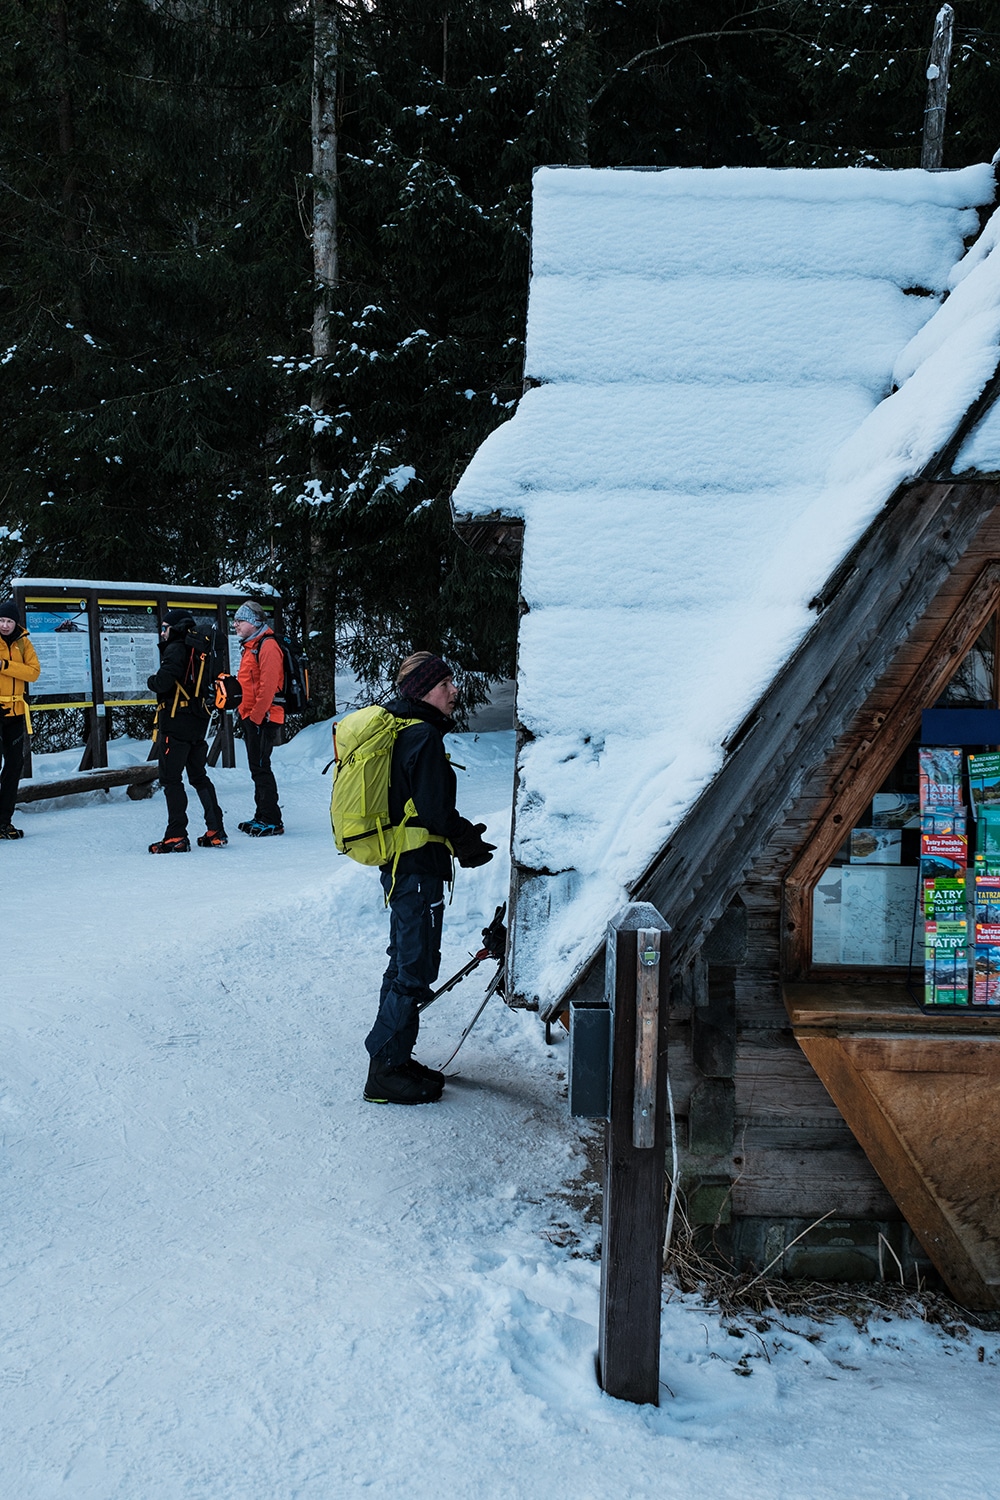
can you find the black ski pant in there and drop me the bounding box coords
[0,714,26,825]
[365,870,445,1067]
[242,718,282,826]
[158,733,223,838]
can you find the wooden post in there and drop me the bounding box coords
[599,902,671,1406]
[921,4,954,170]
[83,588,107,770]
[216,599,236,768]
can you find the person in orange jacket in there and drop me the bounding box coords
[233,600,285,836]
[0,598,41,839]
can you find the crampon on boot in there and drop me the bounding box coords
[197,829,228,847]
[0,824,25,840]
[238,820,284,837]
[148,835,191,854]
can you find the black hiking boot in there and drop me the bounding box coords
[407,1058,445,1087]
[149,835,191,854]
[197,829,228,847]
[239,819,284,837]
[364,1058,442,1105]
[0,824,24,839]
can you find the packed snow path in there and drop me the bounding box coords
[3,725,999,1498]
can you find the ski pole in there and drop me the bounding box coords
[419,948,489,1010]
[437,963,506,1071]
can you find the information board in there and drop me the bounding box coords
[24,599,93,705]
[99,600,159,703]
[812,865,920,966]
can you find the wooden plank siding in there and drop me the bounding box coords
[589,480,1000,1247]
[688,487,1000,1242]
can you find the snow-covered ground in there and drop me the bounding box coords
[4,725,1000,1499]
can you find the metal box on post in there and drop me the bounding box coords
[568,1000,611,1118]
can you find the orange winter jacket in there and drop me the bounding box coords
[0,628,40,718]
[237,629,285,725]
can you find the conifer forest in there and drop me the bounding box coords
[3,1,1000,712]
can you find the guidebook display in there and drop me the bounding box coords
[918,748,969,1008]
[811,743,1000,993]
[911,746,1000,1008]
[969,750,1000,1005]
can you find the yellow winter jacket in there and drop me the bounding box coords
[0,629,41,718]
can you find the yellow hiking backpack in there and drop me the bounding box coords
[330,705,451,871]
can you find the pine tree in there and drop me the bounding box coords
[270,0,571,709]
[0,0,310,587]
[772,2,1000,168]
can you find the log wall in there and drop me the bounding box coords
[669,496,1000,1281]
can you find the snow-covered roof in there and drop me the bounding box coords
[451,164,1000,1011]
[13,578,278,597]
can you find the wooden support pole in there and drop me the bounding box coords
[85,588,108,769]
[217,600,236,768]
[921,4,954,170]
[599,902,671,1406]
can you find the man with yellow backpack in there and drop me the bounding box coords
[332,651,495,1105]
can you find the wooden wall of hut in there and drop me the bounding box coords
[667,486,1000,1295]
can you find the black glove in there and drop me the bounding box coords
[451,820,496,868]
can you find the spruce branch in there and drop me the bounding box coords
[589,9,807,109]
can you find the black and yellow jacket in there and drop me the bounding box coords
[0,627,40,720]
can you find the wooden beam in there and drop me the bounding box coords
[452,516,524,562]
[16,764,157,803]
[598,906,670,1407]
[795,1030,1000,1308]
[920,4,954,171]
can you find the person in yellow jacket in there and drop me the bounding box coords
[0,598,40,839]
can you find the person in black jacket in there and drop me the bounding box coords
[147,611,226,853]
[364,651,495,1106]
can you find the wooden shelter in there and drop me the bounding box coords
[452,163,1000,1306]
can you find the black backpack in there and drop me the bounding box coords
[255,634,310,715]
[181,620,225,706]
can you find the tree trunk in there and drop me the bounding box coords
[921,4,954,170]
[309,0,339,710]
[51,0,83,320]
[565,0,590,166]
[312,0,338,359]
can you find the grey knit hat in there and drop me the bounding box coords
[233,601,266,624]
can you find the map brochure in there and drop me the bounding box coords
[924,920,969,1006]
[838,866,919,966]
[920,807,963,837]
[919,747,963,810]
[919,832,967,880]
[872,792,920,830]
[849,828,901,864]
[924,876,967,922]
[975,851,1000,879]
[973,874,1000,926]
[973,940,1000,1005]
[968,750,1000,819]
[976,805,1000,858]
